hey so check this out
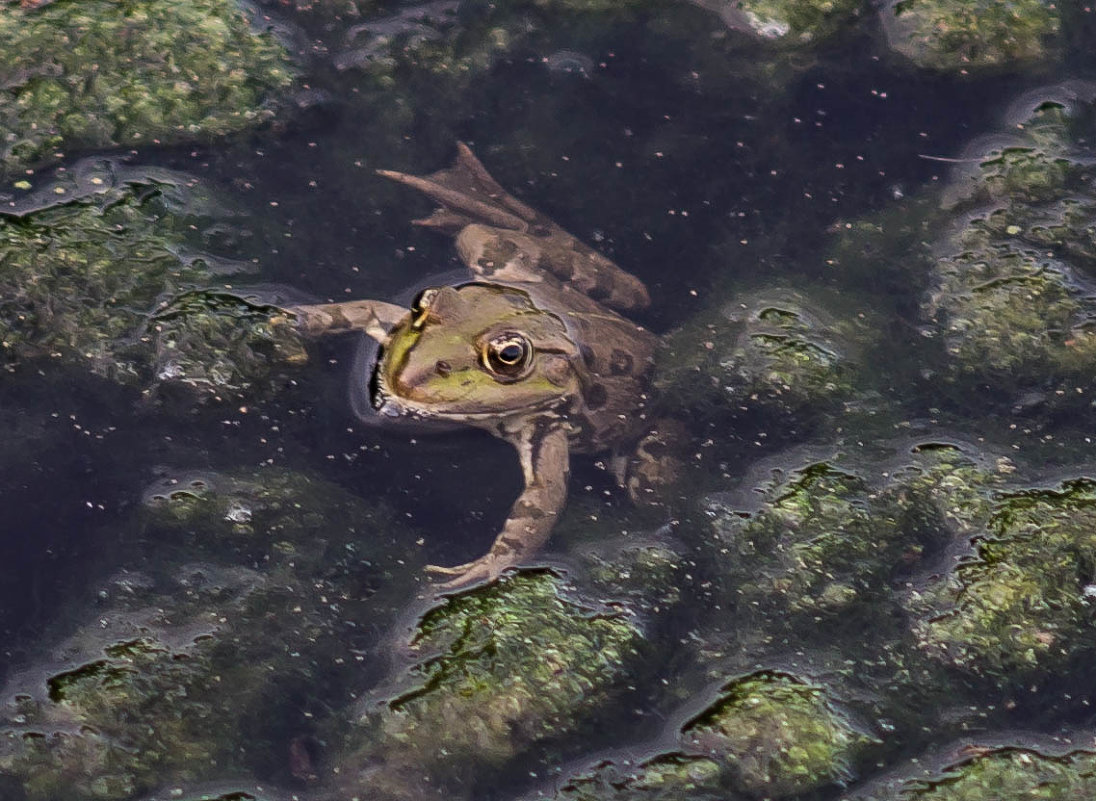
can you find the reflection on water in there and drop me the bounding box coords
[2,0,1096,799]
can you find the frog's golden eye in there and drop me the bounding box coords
[411,288,439,329]
[482,332,533,380]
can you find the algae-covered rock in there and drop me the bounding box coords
[0,467,420,800]
[682,671,870,797]
[0,0,294,175]
[883,0,1060,72]
[912,478,1096,695]
[0,164,307,398]
[337,570,647,800]
[656,290,864,443]
[703,0,865,44]
[532,671,870,800]
[256,0,369,18]
[548,754,732,801]
[704,447,996,633]
[923,93,1096,416]
[875,747,1096,800]
[149,289,309,398]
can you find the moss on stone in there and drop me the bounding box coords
[683,671,870,796]
[733,0,865,43]
[704,448,995,632]
[0,467,419,800]
[0,169,308,398]
[914,479,1096,691]
[552,754,731,801]
[893,747,1096,800]
[0,0,295,175]
[338,570,646,799]
[887,0,1059,71]
[655,290,862,441]
[923,96,1096,415]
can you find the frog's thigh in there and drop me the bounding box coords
[624,418,688,506]
[455,224,546,284]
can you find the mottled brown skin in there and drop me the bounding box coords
[293,144,659,588]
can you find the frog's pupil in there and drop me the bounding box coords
[500,344,522,363]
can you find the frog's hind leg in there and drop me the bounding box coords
[377,142,537,233]
[427,423,570,590]
[379,144,651,312]
[623,419,689,507]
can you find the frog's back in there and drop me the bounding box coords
[560,303,658,451]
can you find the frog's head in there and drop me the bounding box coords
[372,283,585,422]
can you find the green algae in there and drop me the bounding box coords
[551,754,732,801]
[732,0,865,43]
[655,290,863,443]
[0,467,419,800]
[683,671,870,796]
[338,570,646,800]
[540,671,871,800]
[914,479,1096,693]
[0,168,308,398]
[705,449,997,633]
[921,95,1096,420]
[0,0,295,176]
[890,748,1096,800]
[887,0,1060,71]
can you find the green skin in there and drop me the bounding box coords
[292,144,659,588]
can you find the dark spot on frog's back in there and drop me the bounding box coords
[609,348,634,376]
[580,344,597,368]
[586,383,608,409]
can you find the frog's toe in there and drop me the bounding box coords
[426,556,511,589]
[424,561,474,576]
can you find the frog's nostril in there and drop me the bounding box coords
[435,360,452,377]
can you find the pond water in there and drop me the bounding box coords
[3,1,1096,799]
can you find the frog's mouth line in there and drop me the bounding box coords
[370,360,569,423]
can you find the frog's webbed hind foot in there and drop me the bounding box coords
[378,143,650,312]
[377,142,538,234]
[623,419,689,507]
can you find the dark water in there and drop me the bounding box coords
[3,1,1096,798]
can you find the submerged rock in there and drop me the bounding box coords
[911,478,1096,700]
[703,446,996,634]
[922,89,1096,421]
[869,746,1096,800]
[0,164,308,400]
[535,670,871,800]
[0,467,420,800]
[681,671,871,796]
[655,289,866,446]
[335,570,649,800]
[547,755,732,801]
[883,0,1060,72]
[0,0,295,175]
[694,0,865,44]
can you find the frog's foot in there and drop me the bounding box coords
[377,142,539,234]
[425,554,518,590]
[379,144,650,311]
[624,419,689,507]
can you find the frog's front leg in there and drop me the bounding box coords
[289,299,407,343]
[428,423,570,589]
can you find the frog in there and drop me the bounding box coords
[291,144,668,588]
